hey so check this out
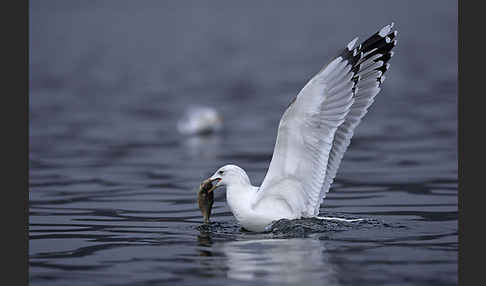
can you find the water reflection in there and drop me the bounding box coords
[218,238,338,285]
[182,134,223,159]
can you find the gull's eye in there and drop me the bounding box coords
[218,170,224,175]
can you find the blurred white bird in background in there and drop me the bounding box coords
[177,105,223,135]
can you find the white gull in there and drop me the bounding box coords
[177,105,223,135]
[206,24,398,232]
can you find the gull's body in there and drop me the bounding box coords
[208,24,398,232]
[223,165,299,231]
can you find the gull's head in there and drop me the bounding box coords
[207,164,250,189]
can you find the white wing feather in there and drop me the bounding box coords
[255,24,398,217]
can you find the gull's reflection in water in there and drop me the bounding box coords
[182,134,222,159]
[217,238,338,285]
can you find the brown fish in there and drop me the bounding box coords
[198,178,217,224]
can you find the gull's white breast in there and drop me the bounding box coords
[226,184,298,232]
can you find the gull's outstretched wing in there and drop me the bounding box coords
[255,24,397,217]
[315,24,397,215]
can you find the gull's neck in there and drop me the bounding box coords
[225,173,257,222]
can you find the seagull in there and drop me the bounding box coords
[206,23,397,232]
[177,105,223,135]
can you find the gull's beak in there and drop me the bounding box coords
[207,177,222,192]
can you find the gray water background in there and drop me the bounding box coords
[29,1,457,285]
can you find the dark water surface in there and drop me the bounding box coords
[30,1,457,285]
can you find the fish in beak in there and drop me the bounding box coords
[197,178,219,224]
